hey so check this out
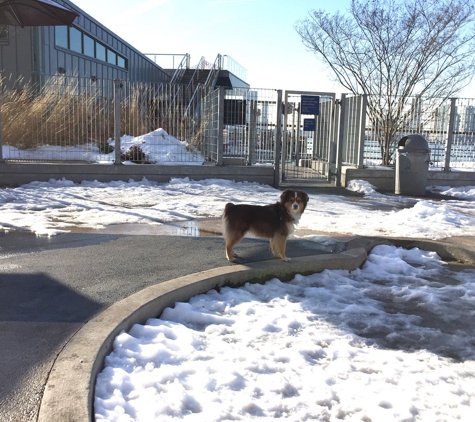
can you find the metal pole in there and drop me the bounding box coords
[281,92,288,181]
[249,99,257,164]
[274,90,283,188]
[444,98,456,172]
[113,79,122,165]
[326,99,335,183]
[217,86,224,166]
[335,94,347,187]
[296,103,302,167]
[0,92,3,163]
[357,94,368,169]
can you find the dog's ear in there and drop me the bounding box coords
[280,189,290,203]
[301,191,309,204]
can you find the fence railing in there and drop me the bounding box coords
[0,75,210,164]
[0,75,281,166]
[222,55,248,82]
[201,87,281,165]
[145,53,189,71]
[341,95,475,170]
[1,73,475,173]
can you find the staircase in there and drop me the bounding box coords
[179,68,211,88]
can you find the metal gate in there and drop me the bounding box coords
[281,91,336,182]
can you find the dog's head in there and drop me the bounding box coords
[280,189,309,216]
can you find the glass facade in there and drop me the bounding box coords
[55,25,68,49]
[96,42,106,61]
[83,34,94,58]
[69,27,82,54]
[55,26,127,69]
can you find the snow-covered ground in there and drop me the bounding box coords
[1,177,475,240]
[95,245,475,421]
[2,176,475,421]
[2,128,205,165]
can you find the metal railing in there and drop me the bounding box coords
[209,87,281,165]
[204,54,222,89]
[169,54,191,85]
[340,95,475,170]
[145,53,189,70]
[222,55,247,82]
[2,72,475,173]
[0,75,209,164]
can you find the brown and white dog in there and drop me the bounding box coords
[223,190,309,262]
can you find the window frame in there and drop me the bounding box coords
[54,26,128,70]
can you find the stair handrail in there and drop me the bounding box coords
[187,56,206,90]
[204,54,222,88]
[184,83,206,118]
[170,53,191,85]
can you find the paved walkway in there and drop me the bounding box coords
[0,221,354,422]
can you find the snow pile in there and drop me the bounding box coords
[2,128,205,165]
[119,129,205,165]
[95,245,475,421]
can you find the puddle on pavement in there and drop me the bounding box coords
[68,218,225,237]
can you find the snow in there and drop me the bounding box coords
[2,128,205,165]
[2,151,475,420]
[94,245,475,421]
[1,177,475,240]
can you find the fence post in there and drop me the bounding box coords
[0,93,3,163]
[335,94,347,187]
[113,79,122,165]
[217,86,224,166]
[357,94,368,169]
[444,98,457,172]
[274,90,283,187]
[249,99,257,164]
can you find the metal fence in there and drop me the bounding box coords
[1,74,475,173]
[0,75,209,164]
[341,95,475,170]
[201,86,281,165]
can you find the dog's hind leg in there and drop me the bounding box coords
[224,231,245,261]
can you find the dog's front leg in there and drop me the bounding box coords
[272,234,290,262]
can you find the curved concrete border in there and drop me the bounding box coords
[37,248,367,422]
[37,237,475,422]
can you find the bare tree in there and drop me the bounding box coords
[295,0,475,165]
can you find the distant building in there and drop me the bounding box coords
[430,103,475,133]
[459,105,475,133]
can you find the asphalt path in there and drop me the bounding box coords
[0,230,341,422]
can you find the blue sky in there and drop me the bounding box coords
[71,0,474,97]
[71,0,346,93]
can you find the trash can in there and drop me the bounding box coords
[395,134,430,196]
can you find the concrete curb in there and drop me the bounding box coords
[346,236,475,266]
[38,248,368,422]
[37,236,475,422]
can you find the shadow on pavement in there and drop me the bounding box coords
[0,273,102,420]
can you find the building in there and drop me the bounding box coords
[0,0,171,92]
[0,0,249,95]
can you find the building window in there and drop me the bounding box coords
[96,42,106,61]
[0,25,8,44]
[55,26,127,70]
[107,49,116,65]
[55,25,68,49]
[69,27,82,53]
[83,34,94,57]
